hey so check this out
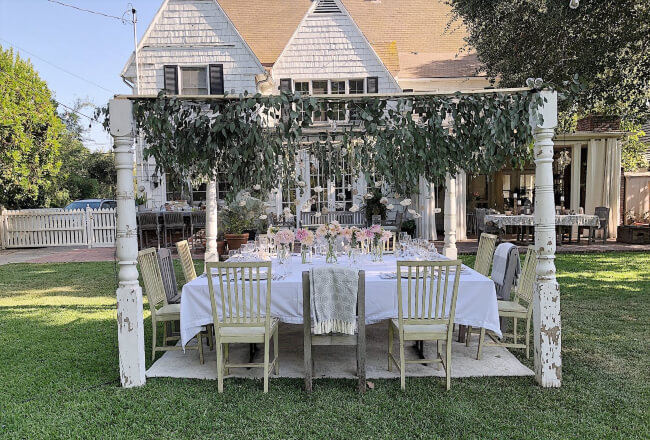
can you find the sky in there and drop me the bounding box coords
[0,0,163,151]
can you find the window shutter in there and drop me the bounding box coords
[367,77,378,93]
[163,65,178,94]
[280,78,292,92]
[208,64,224,95]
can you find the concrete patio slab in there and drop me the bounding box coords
[146,322,533,382]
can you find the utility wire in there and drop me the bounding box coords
[47,0,133,24]
[0,37,115,94]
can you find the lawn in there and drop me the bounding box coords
[0,253,648,439]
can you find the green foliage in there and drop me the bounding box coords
[132,90,542,198]
[221,194,266,234]
[0,45,64,208]
[621,121,649,172]
[447,0,650,124]
[401,219,417,237]
[364,188,387,224]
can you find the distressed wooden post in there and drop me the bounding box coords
[110,98,146,388]
[533,90,562,387]
[442,173,457,259]
[204,179,219,263]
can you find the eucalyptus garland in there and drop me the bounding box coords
[131,90,543,199]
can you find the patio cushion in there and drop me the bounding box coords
[391,319,448,339]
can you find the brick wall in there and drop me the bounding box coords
[576,115,621,132]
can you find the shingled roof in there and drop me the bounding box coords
[217,0,484,78]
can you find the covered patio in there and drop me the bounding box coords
[109,87,562,389]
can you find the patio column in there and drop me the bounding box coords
[442,173,457,259]
[533,90,562,387]
[204,180,219,263]
[110,98,146,388]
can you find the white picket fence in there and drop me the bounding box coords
[0,208,116,249]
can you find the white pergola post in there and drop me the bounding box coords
[204,180,219,263]
[110,99,146,388]
[533,90,562,387]
[442,173,457,259]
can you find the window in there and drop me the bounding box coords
[330,80,346,121]
[209,64,224,95]
[348,79,364,121]
[280,78,292,93]
[180,67,208,95]
[312,81,328,122]
[367,76,378,93]
[163,65,178,94]
[294,81,309,120]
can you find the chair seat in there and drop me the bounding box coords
[218,317,279,341]
[168,293,182,304]
[156,303,181,320]
[497,300,528,315]
[390,319,448,339]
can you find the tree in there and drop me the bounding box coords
[447,0,650,123]
[0,45,64,208]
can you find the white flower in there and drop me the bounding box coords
[321,207,329,215]
[347,184,353,191]
[223,206,230,212]
[408,208,417,215]
[387,204,394,210]
[413,213,421,219]
[374,181,383,188]
[379,197,388,205]
[284,213,294,220]
[239,200,246,207]
[313,185,324,193]
[297,181,306,188]
[259,214,267,220]
[352,188,359,196]
[349,204,360,213]
[263,202,271,208]
[394,193,401,198]
[400,198,412,207]
[364,193,373,200]
[270,187,279,194]
[283,207,291,214]
[314,212,322,218]
[301,202,312,212]
[337,192,346,199]
[253,184,261,191]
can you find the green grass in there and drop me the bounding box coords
[0,253,648,439]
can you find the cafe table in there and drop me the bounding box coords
[179,254,502,348]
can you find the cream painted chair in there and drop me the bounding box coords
[137,248,204,363]
[175,240,197,283]
[388,260,462,390]
[474,246,537,360]
[474,233,497,276]
[206,261,279,393]
[383,232,396,254]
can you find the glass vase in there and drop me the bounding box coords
[278,244,291,264]
[371,239,384,262]
[326,239,337,264]
[300,244,312,264]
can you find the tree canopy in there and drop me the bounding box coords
[447,0,650,123]
[0,45,64,208]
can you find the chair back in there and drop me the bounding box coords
[163,211,184,228]
[191,211,206,228]
[137,248,167,311]
[206,262,272,331]
[383,232,396,253]
[138,212,159,231]
[475,233,497,276]
[396,260,462,329]
[514,246,537,306]
[157,248,178,304]
[371,215,381,225]
[175,240,197,282]
[595,206,609,229]
[395,211,404,232]
[475,208,486,233]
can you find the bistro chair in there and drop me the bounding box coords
[383,231,396,254]
[137,212,161,249]
[158,247,181,304]
[206,261,279,393]
[475,208,500,239]
[474,233,497,277]
[163,211,186,249]
[302,269,366,393]
[137,248,204,363]
[388,260,462,390]
[190,211,206,249]
[578,206,609,244]
[473,246,537,360]
[176,240,197,283]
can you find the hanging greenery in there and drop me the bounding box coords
[130,89,544,199]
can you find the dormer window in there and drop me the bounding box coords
[181,67,208,95]
[162,64,224,95]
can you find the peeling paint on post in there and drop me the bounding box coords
[204,180,219,267]
[111,99,146,388]
[532,91,562,387]
[442,173,457,259]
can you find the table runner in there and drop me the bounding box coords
[485,214,599,230]
[180,255,502,347]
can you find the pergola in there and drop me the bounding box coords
[109,89,561,388]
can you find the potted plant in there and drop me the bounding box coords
[135,193,147,212]
[221,193,265,250]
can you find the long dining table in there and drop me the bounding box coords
[179,254,502,348]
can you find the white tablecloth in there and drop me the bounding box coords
[485,214,599,229]
[180,254,502,347]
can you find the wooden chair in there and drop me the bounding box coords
[137,212,160,249]
[163,211,186,249]
[383,232,396,254]
[206,261,279,393]
[176,239,197,283]
[474,233,497,276]
[578,206,609,244]
[137,248,204,363]
[388,260,462,390]
[158,247,180,304]
[190,211,206,248]
[302,270,366,393]
[476,208,501,239]
[474,246,537,360]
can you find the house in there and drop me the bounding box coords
[121,0,624,239]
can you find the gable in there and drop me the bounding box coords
[121,0,265,94]
[271,0,401,92]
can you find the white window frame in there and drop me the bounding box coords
[178,65,210,96]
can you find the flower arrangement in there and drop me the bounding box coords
[342,226,363,248]
[296,228,315,263]
[366,224,392,262]
[315,220,342,263]
[275,229,295,245]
